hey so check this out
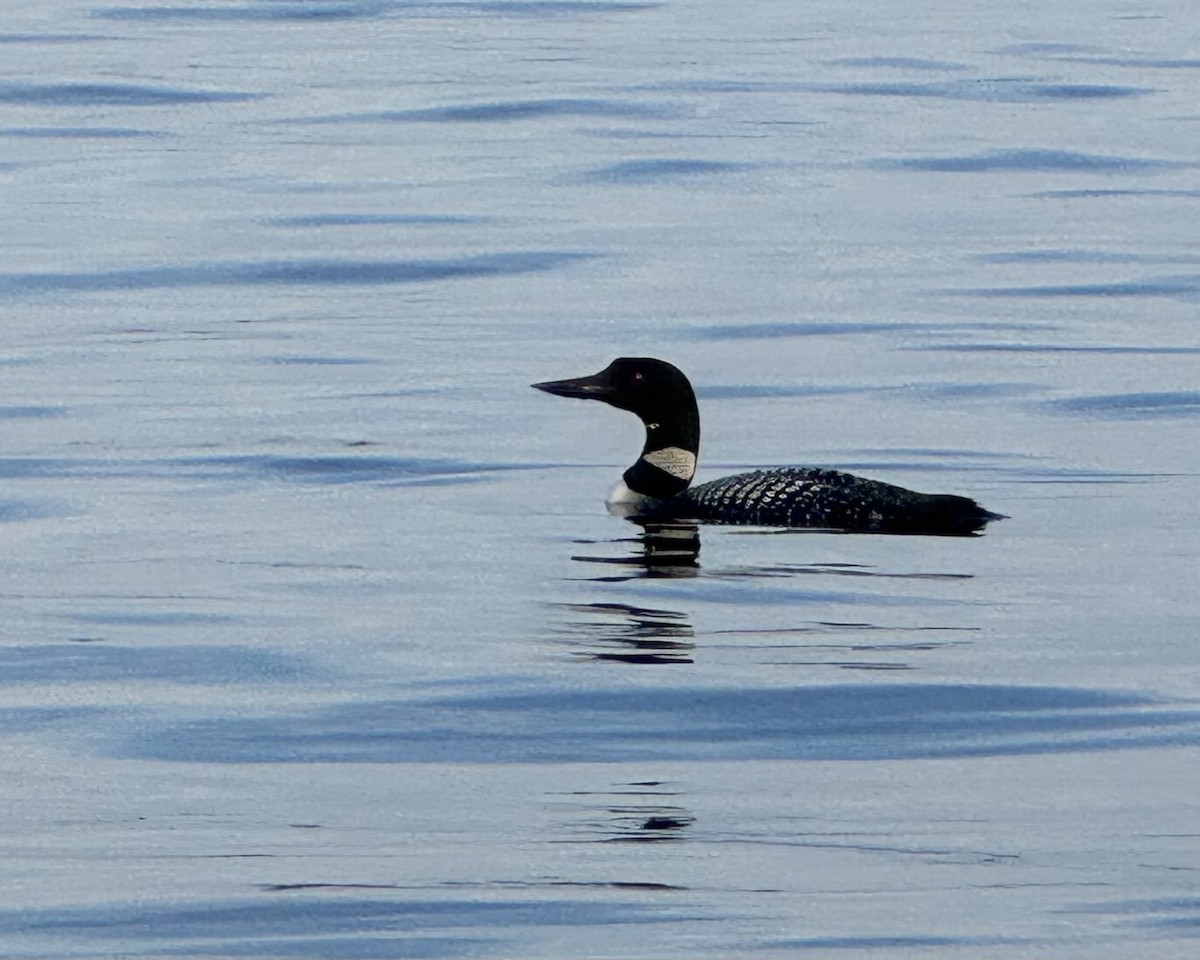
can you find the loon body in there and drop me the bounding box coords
[533,357,1003,535]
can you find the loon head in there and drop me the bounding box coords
[533,357,701,500]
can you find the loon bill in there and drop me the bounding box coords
[532,357,1005,535]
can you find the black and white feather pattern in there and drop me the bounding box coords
[533,358,1002,535]
[659,467,998,533]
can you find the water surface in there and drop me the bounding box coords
[2,1,1198,957]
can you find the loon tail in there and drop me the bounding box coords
[903,494,1006,536]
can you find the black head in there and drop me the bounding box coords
[531,357,695,422]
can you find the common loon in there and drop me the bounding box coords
[533,357,1004,535]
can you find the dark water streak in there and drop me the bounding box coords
[0,252,592,297]
[119,683,1200,765]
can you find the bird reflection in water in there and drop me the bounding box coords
[552,780,695,844]
[570,521,701,581]
[550,522,701,664]
[549,600,695,665]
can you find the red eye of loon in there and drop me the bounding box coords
[633,371,644,381]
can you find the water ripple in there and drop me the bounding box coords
[0,251,592,296]
[0,458,81,479]
[1056,56,1200,69]
[873,148,1187,173]
[823,57,969,71]
[1030,188,1200,199]
[265,213,488,227]
[811,80,1149,102]
[584,159,749,183]
[0,499,53,522]
[0,644,304,686]
[770,934,1020,951]
[695,382,1038,402]
[690,321,928,339]
[979,250,1200,265]
[122,684,1200,764]
[0,405,64,418]
[550,601,696,665]
[1067,896,1200,932]
[992,43,1108,56]
[955,275,1200,298]
[696,384,861,400]
[170,455,538,486]
[0,82,261,106]
[95,2,387,21]
[423,1,661,16]
[300,97,673,124]
[638,78,1147,101]
[0,896,683,955]
[264,355,374,366]
[0,33,107,44]
[0,455,541,486]
[0,126,163,139]
[1046,392,1200,419]
[919,343,1200,355]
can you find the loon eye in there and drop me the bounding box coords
[632,371,644,381]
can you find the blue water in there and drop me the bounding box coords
[3,1,1199,957]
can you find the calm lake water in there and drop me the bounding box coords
[2,1,1199,957]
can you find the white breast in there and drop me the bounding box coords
[607,479,644,505]
[605,479,653,518]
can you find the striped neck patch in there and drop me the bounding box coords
[643,446,696,480]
